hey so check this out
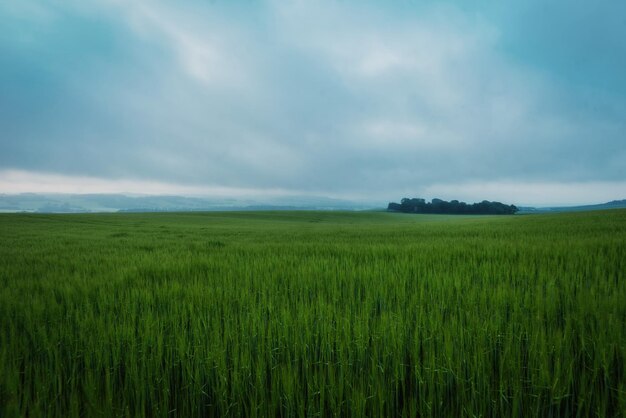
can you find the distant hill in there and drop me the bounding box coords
[0,193,379,213]
[2,194,625,214]
[518,199,626,214]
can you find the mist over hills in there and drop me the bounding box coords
[517,199,626,214]
[0,193,380,213]
[1,194,625,214]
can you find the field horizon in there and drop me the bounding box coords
[2,192,626,214]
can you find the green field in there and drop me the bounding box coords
[1,210,624,417]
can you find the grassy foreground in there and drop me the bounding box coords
[0,210,624,417]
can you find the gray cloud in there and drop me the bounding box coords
[0,0,624,204]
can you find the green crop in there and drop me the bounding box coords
[1,210,624,417]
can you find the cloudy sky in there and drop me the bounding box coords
[1,0,625,206]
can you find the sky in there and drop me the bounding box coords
[1,0,625,206]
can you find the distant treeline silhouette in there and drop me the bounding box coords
[388,198,518,215]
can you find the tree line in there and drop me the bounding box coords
[388,198,518,215]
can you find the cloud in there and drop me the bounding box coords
[0,169,294,198]
[3,169,624,207]
[421,180,626,207]
[0,0,624,205]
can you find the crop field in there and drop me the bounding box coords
[0,210,625,417]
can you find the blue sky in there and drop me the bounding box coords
[1,0,625,205]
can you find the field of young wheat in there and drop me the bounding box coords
[0,210,624,417]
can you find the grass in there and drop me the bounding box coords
[0,210,624,417]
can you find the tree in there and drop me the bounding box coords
[387,197,518,215]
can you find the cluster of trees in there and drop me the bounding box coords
[388,198,518,215]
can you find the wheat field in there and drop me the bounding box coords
[1,210,624,417]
